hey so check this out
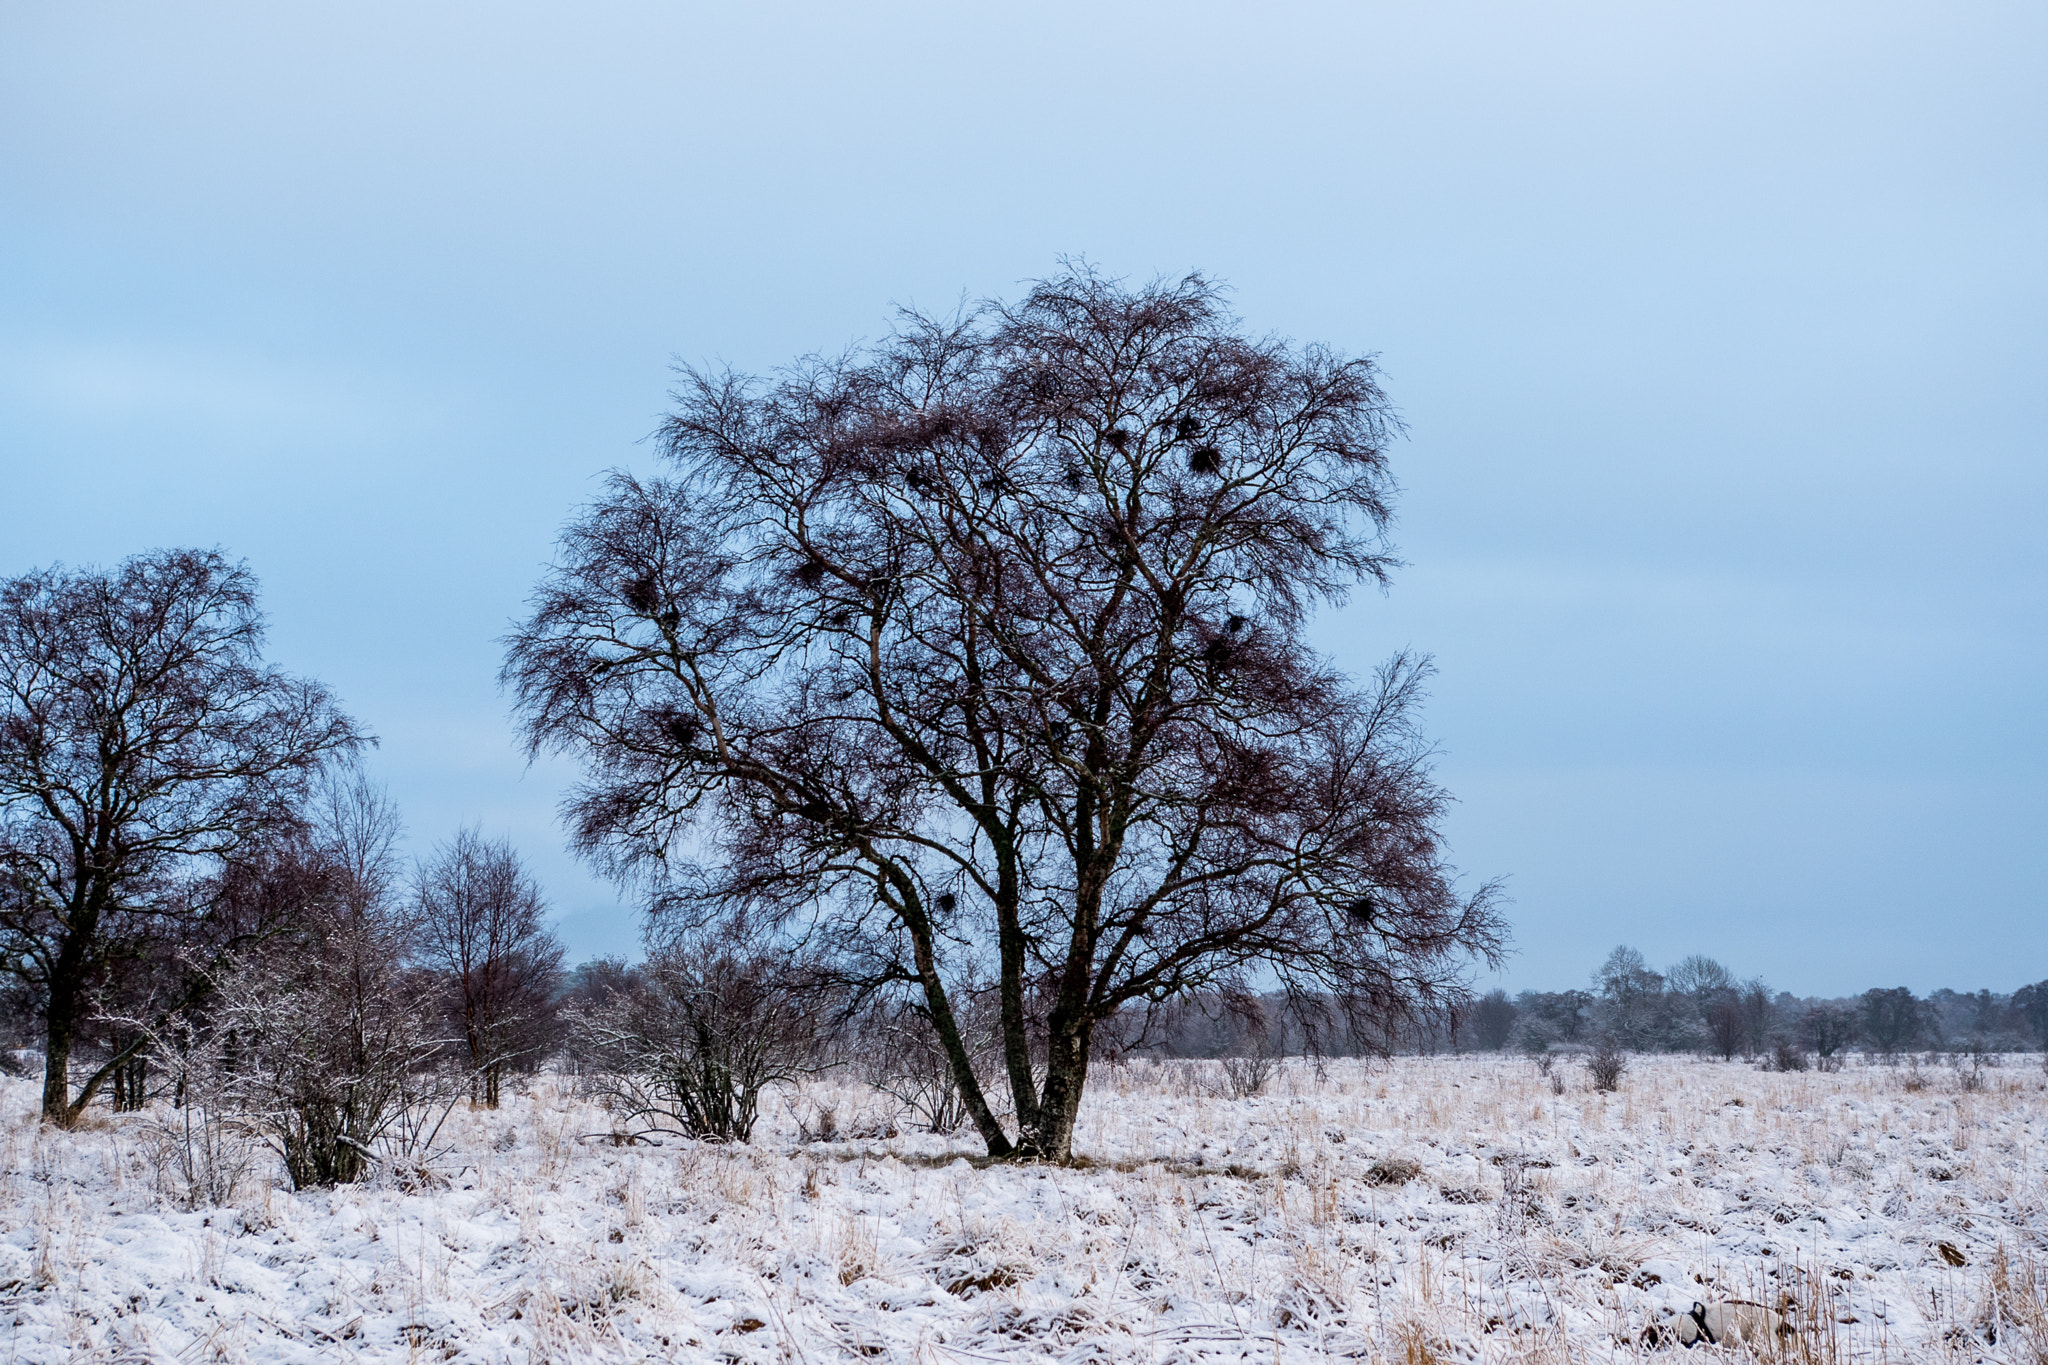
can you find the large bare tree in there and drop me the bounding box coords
[0,549,362,1122]
[505,268,1504,1160]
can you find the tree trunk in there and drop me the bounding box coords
[990,850,1040,1137]
[913,942,1012,1158]
[1015,1015,1091,1162]
[41,940,86,1123]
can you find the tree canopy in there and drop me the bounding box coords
[505,267,1503,1159]
[0,549,363,1121]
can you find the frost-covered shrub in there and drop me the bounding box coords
[133,777,462,1190]
[572,932,832,1143]
[1586,1039,1627,1091]
[139,1103,260,1208]
[166,919,457,1189]
[1220,1049,1277,1100]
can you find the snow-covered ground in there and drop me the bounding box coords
[4,1053,2045,1362]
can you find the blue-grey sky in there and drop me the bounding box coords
[3,2,2042,995]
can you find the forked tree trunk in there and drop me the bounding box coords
[1015,1016,1093,1163]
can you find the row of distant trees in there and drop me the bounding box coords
[1451,945,2048,1063]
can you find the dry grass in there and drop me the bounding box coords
[0,1053,2043,1361]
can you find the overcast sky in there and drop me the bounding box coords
[3,2,2041,995]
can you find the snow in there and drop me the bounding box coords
[3,1053,2045,1361]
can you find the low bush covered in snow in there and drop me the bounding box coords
[3,1052,2045,1361]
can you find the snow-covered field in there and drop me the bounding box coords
[5,1053,2046,1363]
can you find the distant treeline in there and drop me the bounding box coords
[1411,945,2046,1061]
[1033,944,2048,1064]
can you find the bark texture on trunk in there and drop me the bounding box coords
[1009,1024,1091,1162]
[40,924,91,1124]
[40,1005,75,1123]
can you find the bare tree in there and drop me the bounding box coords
[1472,988,1518,1051]
[1518,988,1590,1044]
[413,829,564,1106]
[1593,945,1666,1049]
[140,772,455,1188]
[0,550,363,1123]
[1738,976,1774,1059]
[1801,1002,1857,1069]
[571,928,833,1142]
[1706,992,1745,1060]
[1860,986,1922,1061]
[1667,954,1736,1015]
[506,268,1504,1161]
[2013,980,2048,1051]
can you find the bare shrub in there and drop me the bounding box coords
[139,1104,260,1208]
[181,921,457,1188]
[1770,1038,1811,1072]
[150,774,461,1189]
[1220,1049,1278,1100]
[1957,1036,1993,1092]
[572,930,833,1142]
[1586,1038,1626,1091]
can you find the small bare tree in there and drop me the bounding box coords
[1706,992,1745,1060]
[1802,1002,1857,1071]
[414,829,564,1106]
[148,773,457,1188]
[572,929,832,1142]
[1220,1033,1281,1100]
[1739,977,1775,1058]
[1472,988,1518,1051]
[1861,987,1922,1062]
